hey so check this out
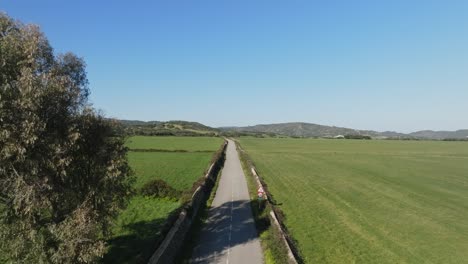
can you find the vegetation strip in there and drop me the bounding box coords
[251,167,298,264]
[147,141,227,264]
[129,149,214,153]
[175,167,223,263]
[235,140,303,264]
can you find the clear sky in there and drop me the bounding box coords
[2,1,468,132]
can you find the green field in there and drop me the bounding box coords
[104,136,223,263]
[104,197,180,263]
[126,136,223,152]
[128,152,214,190]
[238,138,468,264]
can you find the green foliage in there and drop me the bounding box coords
[344,134,372,139]
[237,145,293,264]
[140,179,181,200]
[0,13,132,263]
[239,138,468,263]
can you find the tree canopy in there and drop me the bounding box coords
[0,13,133,263]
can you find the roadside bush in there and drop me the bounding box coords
[140,179,181,200]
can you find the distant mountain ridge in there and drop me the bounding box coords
[115,119,468,139]
[220,122,468,139]
[408,129,468,140]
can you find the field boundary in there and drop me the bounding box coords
[235,140,302,264]
[147,140,228,264]
[128,148,213,153]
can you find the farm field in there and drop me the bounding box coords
[238,138,468,264]
[128,152,213,190]
[103,136,223,263]
[126,136,222,152]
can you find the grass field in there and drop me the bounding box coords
[128,152,214,190]
[238,138,468,264]
[126,136,223,152]
[103,136,223,263]
[103,197,180,263]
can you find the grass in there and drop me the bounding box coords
[238,137,468,264]
[236,142,292,264]
[103,136,224,263]
[103,197,180,263]
[126,136,223,152]
[128,152,213,191]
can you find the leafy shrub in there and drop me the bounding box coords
[140,179,181,199]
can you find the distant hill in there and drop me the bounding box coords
[115,120,219,136]
[221,122,468,140]
[115,119,468,140]
[220,122,401,138]
[408,129,468,140]
[118,120,161,126]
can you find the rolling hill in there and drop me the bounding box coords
[408,129,468,140]
[221,122,468,139]
[116,119,468,139]
[116,120,220,136]
[221,122,405,138]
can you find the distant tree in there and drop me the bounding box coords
[0,13,133,263]
[344,134,372,140]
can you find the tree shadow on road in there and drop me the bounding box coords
[190,199,265,263]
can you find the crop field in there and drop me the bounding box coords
[104,136,223,263]
[238,138,468,264]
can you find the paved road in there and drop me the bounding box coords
[191,139,263,264]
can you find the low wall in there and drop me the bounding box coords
[237,143,301,264]
[250,167,299,264]
[148,140,228,264]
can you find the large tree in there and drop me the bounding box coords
[0,13,133,263]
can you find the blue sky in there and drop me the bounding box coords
[2,1,468,132]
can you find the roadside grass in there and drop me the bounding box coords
[235,141,292,264]
[103,197,180,263]
[103,136,224,263]
[126,136,223,152]
[238,137,468,263]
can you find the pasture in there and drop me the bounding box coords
[126,136,223,152]
[128,152,213,190]
[238,138,468,263]
[103,136,223,263]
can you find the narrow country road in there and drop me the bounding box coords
[191,139,263,264]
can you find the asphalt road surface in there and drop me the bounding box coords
[191,139,263,264]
